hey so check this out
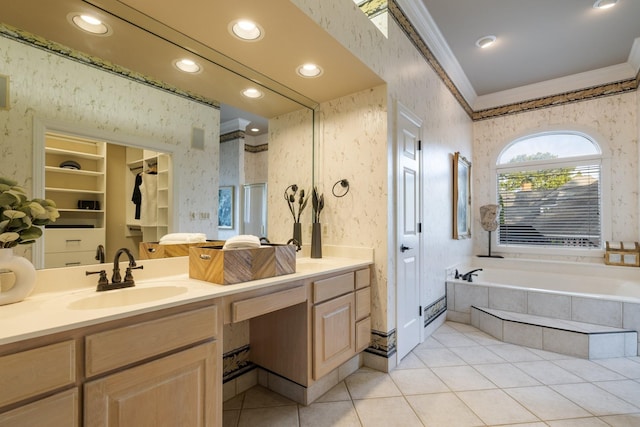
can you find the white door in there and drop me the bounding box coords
[396,103,423,361]
[242,183,267,237]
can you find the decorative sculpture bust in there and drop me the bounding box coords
[480,204,499,232]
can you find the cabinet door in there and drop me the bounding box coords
[313,293,355,379]
[85,341,218,427]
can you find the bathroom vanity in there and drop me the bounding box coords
[0,254,372,427]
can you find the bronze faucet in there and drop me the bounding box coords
[86,247,143,292]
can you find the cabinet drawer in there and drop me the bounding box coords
[44,251,97,268]
[85,306,218,377]
[355,287,371,321]
[45,228,104,253]
[355,268,370,289]
[313,272,354,303]
[355,317,371,352]
[232,286,306,323]
[0,340,76,407]
[0,388,79,427]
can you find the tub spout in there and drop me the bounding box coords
[461,268,483,282]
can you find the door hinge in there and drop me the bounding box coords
[419,305,423,316]
[418,222,422,233]
[418,140,422,150]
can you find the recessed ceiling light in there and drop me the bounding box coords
[69,13,111,35]
[475,35,497,49]
[297,63,323,78]
[174,59,201,73]
[242,88,263,99]
[593,0,618,9]
[230,19,264,41]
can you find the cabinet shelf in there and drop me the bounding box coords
[45,147,103,161]
[45,166,104,177]
[46,187,103,194]
[57,208,105,213]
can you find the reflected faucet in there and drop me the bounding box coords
[287,237,301,252]
[95,244,105,263]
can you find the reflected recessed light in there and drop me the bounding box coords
[593,0,617,8]
[297,63,323,78]
[475,35,497,49]
[250,127,260,133]
[230,19,264,41]
[174,59,201,73]
[242,88,263,99]
[69,13,111,35]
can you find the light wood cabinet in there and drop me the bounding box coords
[0,389,79,427]
[0,302,221,427]
[44,132,106,268]
[313,292,355,379]
[85,342,217,427]
[0,340,76,408]
[249,267,372,389]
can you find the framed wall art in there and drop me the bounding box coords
[452,152,471,239]
[218,186,234,229]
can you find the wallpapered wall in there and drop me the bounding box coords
[293,0,474,340]
[473,92,639,262]
[0,36,221,261]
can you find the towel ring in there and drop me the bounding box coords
[332,179,350,198]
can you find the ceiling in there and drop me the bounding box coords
[405,0,640,110]
[0,0,383,134]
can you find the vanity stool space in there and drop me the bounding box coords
[0,301,222,427]
[233,266,372,405]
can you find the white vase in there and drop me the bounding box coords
[0,248,37,306]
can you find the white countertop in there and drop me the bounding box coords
[0,253,373,346]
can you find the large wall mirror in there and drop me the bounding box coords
[0,0,317,269]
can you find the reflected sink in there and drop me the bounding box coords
[67,286,189,310]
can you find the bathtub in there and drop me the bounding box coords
[446,258,640,354]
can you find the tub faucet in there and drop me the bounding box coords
[460,268,483,282]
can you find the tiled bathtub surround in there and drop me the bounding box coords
[471,307,637,359]
[447,259,640,356]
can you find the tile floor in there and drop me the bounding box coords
[223,321,640,426]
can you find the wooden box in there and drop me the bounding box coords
[189,245,296,284]
[604,241,640,267]
[138,241,224,260]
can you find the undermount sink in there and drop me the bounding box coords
[67,285,189,310]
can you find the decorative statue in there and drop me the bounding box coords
[480,204,499,232]
[478,204,503,258]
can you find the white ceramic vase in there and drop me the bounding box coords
[0,247,37,305]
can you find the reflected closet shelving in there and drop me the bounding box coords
[44,133,106,268]
[126,147,171,243]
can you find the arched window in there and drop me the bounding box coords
[496,132,603,250]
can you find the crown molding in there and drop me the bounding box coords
[395,0,477,106]
[221,118,251,135]
[473,62,638,111]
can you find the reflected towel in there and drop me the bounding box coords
[222,235,261,250]
[159,233,207,245]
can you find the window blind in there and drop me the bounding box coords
[497,163,601,249]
